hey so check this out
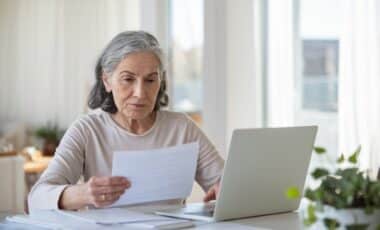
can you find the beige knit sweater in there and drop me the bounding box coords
[28,110,224,211]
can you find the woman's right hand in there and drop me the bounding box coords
[84,176,131,208]
[59,176,131,210]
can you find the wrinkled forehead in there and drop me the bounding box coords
[114,51,162,75]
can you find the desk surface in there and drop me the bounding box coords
[0,210,304,230]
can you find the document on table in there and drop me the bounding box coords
[57,208,164,224]
[111,142,199,207]
[57,208,193,227]
[7,209,194,229]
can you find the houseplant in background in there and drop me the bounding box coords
[287,146,380,229]
[34,123,65,156]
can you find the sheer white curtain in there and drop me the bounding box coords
[267,0,297,126]
[0,0,139,128]
[339,0,380,176]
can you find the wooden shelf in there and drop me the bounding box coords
[24,156,52,174]
[0,151,17,157]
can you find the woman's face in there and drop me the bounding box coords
[103,51,161,120]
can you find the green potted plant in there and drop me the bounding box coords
[34,123,65,156]
[287,146,380,229]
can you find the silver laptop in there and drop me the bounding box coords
[156,126,317,222]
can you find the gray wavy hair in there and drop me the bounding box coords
[88,31,169,113]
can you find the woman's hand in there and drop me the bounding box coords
[59,176,130,210]
[203,182,220,202]
[84,176,131,208]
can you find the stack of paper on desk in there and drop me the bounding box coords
[57,208,194,229]
[57,208,180,225]
[7,208,194,229]
[111,142,199,207]
[6,214,63,229]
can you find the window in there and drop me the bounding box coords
[168,0,205,202]
[302,40,338,112]
[266,0,342,179]
[297,0,341,168]
[168,0,204,124]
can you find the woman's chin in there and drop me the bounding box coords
[123,110,152,120]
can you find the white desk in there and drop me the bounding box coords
[0,208,305,230]
[196,212,303,229]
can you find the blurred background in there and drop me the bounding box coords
[1,0,380,214]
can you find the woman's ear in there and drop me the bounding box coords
[102,74,112,93]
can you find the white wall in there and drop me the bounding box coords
[0,0,140,128]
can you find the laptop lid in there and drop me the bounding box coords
[213,126,317,221]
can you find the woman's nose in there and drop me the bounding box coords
[132,81,146,98]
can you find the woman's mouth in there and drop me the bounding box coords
[129,103,145,109]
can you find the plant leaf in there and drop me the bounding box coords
[337,154,344,163]
[303,204,317,226]
[348,154,357,164]
[348,145,361,164]
[323,218,340,230]
[35,122,65,142]
[336,168,359,178]
[304,188,316,201]
[314,146,326,154]
[285,186,300,199]
[312,168,330,179]
[307,204,316,221]
[303,219,314,227]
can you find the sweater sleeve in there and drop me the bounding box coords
[28,118,88,212]
[184,116,225,192]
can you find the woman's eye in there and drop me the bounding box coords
[146,79,155,83]
[123,78,134,82]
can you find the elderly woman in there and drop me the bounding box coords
[28,31,224,211]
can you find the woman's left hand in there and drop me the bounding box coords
[203,182,220,202]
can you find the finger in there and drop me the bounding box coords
[93,191,124,202]
[90,184,130,196]
[203,189,216,202]
[92,193,122,208]
[203,194,215,202]
[91,176,130,186]
[93,193,123,207]
[214,187,220,197]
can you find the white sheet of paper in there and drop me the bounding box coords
[56,208,185,225]
[111,142,199,207]
[7,209,193,228]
